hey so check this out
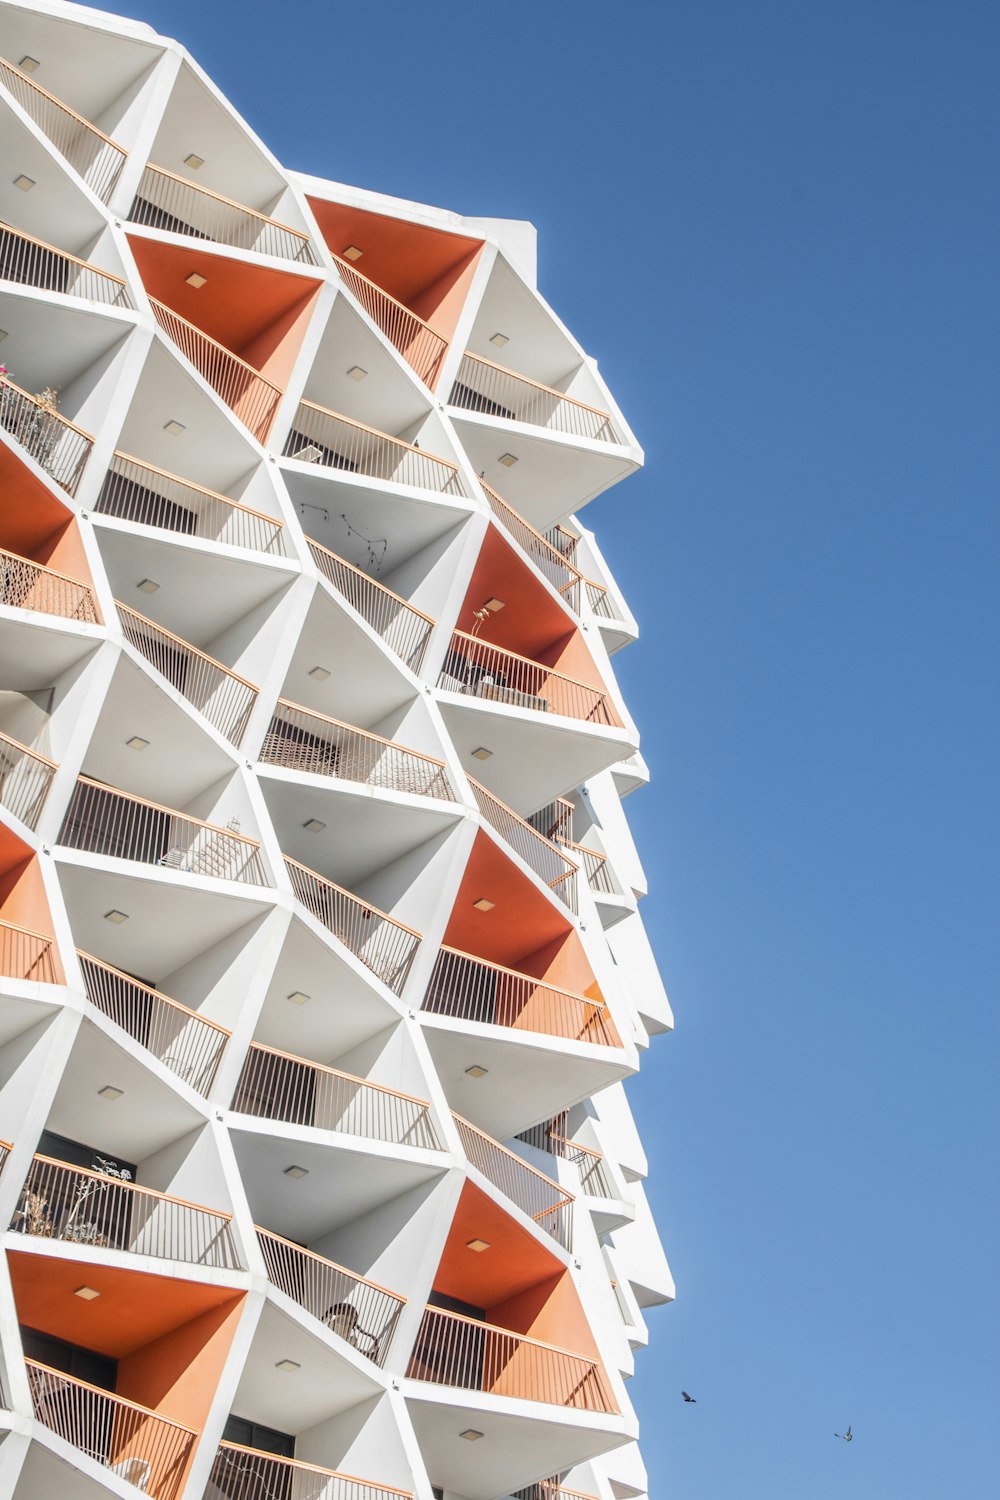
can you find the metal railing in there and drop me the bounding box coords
[407,1306,617,1412]
[257,1227,405,1366]
[0,728,56,829]
[284,400,465,495]
[516,1484,601,1500]
[130,163,320,263]
[0,917,56,982]
[117,602,259,745]
[307,539,434,674]
[0,543,98,622]
[262,699,454,800]
[0,221,132,305]
[0,1139,9,1173]
[333,253,447,387]
[207,1444,413,1500]
[585,580,618,620]
[453,1113,573,1249]
[26,1360,195,1500]
[468,777,577,911]
[60,776,268,885]
[565,840,617,896]
[0,377,94,495]
[12,1154,242,1267]
[233,1042,440,1150]
[439,631,619,726]
[546,525,578,563]
[98,451,286,554]
[481,482,581,611]
[450,353,622,444]
[284,856,421,996]
[148,298,282,443]
[528,795,575,845]
[423,946,620,1047]
[520,1120,618,1201]
[0,57,127,203]
[78,951,230,1096]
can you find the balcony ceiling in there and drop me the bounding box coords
[457,525,577,663]
[0,14,161,122]
[231,1299,382,1434]
[0,612,99,691]
[0,106,107,254]
[467,256,582,390]
[304,292,433,435]
[0,286,130,395]
[307,196,482,312]
[283,467,470,574]
[284,586,418,729]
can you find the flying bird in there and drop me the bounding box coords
[681,1391,697,1403]
[835,1426,853,1442]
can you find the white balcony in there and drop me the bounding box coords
[97,451,287,555]
[0,55,127,202]
[0,221,133,307]
[130,163,321,263]
[0,376,94,495]
[116,601,259,746]
[454,1112,573,1250]
[204,1445,412,1500]
[283,400,465,496]
[0,727,56,829]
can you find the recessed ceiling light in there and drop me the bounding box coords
[103,909,129,924]
[488,332,509,348]
[184,153,205,170]
[14,175,36,192]
[346,365,367,381]
[466,1238,491,1253]
[283,1164,309,1179]
[163,419,185,435]
[74,1285,100,1300]
[18,56,40,73]
[286,991,311,1005]
[185,272,207,289]
[308,665,331,681]
[136,578,160,594]
[459,1429,484,1442]
[275,1359,301,1373]
[483,597,505,612]
[465,1064,489,1079]
[498,453,518,468]
[302,818,326,833]
[472,898,495,912]
[97,1084,124,1101]
[470,747,493,761]
[126,736,149,751]
[296,443,323,463]
[342,245,363,261]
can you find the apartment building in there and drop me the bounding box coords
[0,3,675,1498]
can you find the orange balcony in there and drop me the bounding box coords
[468,776,578,911]
[26,1359,196,1499]
[233,1040,440,1151]
[149,297,282,443]
[130,163,321,264]
[257,1226,405,1366]
[333,251,448,387]
[481,482,582,611]
[0,378,94,496]
[117,601,259,745]
[440,631,619,727]
[407,1305,617,1413]
[284,399,465,495]
[207,1444,413,1500]
[0,729,57,830]
[284,855,421,995]
[262,699,454,800]
[98,451,286,554]
[0,56,127,202]
[0,916,57,982]
[451,353,622,445]
[78,951,230,1096]
[423,945,620,1048]
[0,542,98,621]
[307,538,435,674]
[59,777,268,886]
[453,1112,573,1250]
[11,1154,242,1268]
[0,222,133,307]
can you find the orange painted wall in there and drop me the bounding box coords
[238,286,321,389]
[410,250,483,345]
[0,447,72,556]
[118,1294,244,1426]
[435,1183,563,1308]
[491,1270,599,1359]
[0,850,62,982]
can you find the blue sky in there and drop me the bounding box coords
[85,1,998,1493]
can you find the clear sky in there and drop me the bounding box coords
[80,1,998,1494]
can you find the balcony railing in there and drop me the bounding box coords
[481,482,581,611]
[440,631,619,726]
[257,1227,405,1366]
[517,1484,600,1500]
[528,795,574,845]
[285,856,421,996]
[78,951,230,1096]
[0,377,94,494]
[0,1139,9,1173]
[468,777,577,911]
[149,298,282,443]
[546,525,578,564]
[453,1113,573,1249]
[0,57,127,202]
[519,1120,618,1201]
[407,1306,617,1413]
[233,1041,440,1150]
[0,917,56,982]
[284,400,465,495]
[307,539,435,674]
[585,580,618,620]
[98,451,286,554]
[0,543,98,622]
[26,1360,195,1500]
[60,776,268,885]
[333,253,448,387]
[262,699,454,800]
[130,163,321,263]
[563,840,617,896]
[0,728,56,829]
[13,1153,242,1267]
[450,353,622,445]
[0,222,133,306]
[423,946,620,1047]
[207,1444,413,1500]
[117,602,259,745]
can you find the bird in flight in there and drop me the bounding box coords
[681,1391,697,1403]
[835,1426,853,1442]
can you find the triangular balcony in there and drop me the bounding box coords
[0,376,94,495]
[0,221,133,307]
[453,1112,574,1251]
[97,451,287,555]
[261,698,455,801]
[205,1445,413,1500]
[423,946,619,1049]
[307,537,436,675]
[468,776,578,913]
[148,297,282,444]
[451,352,622,445]
[130,162,321,264]
[0,55,127,203]
[284,856,421,997]
[284,398,466,496]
